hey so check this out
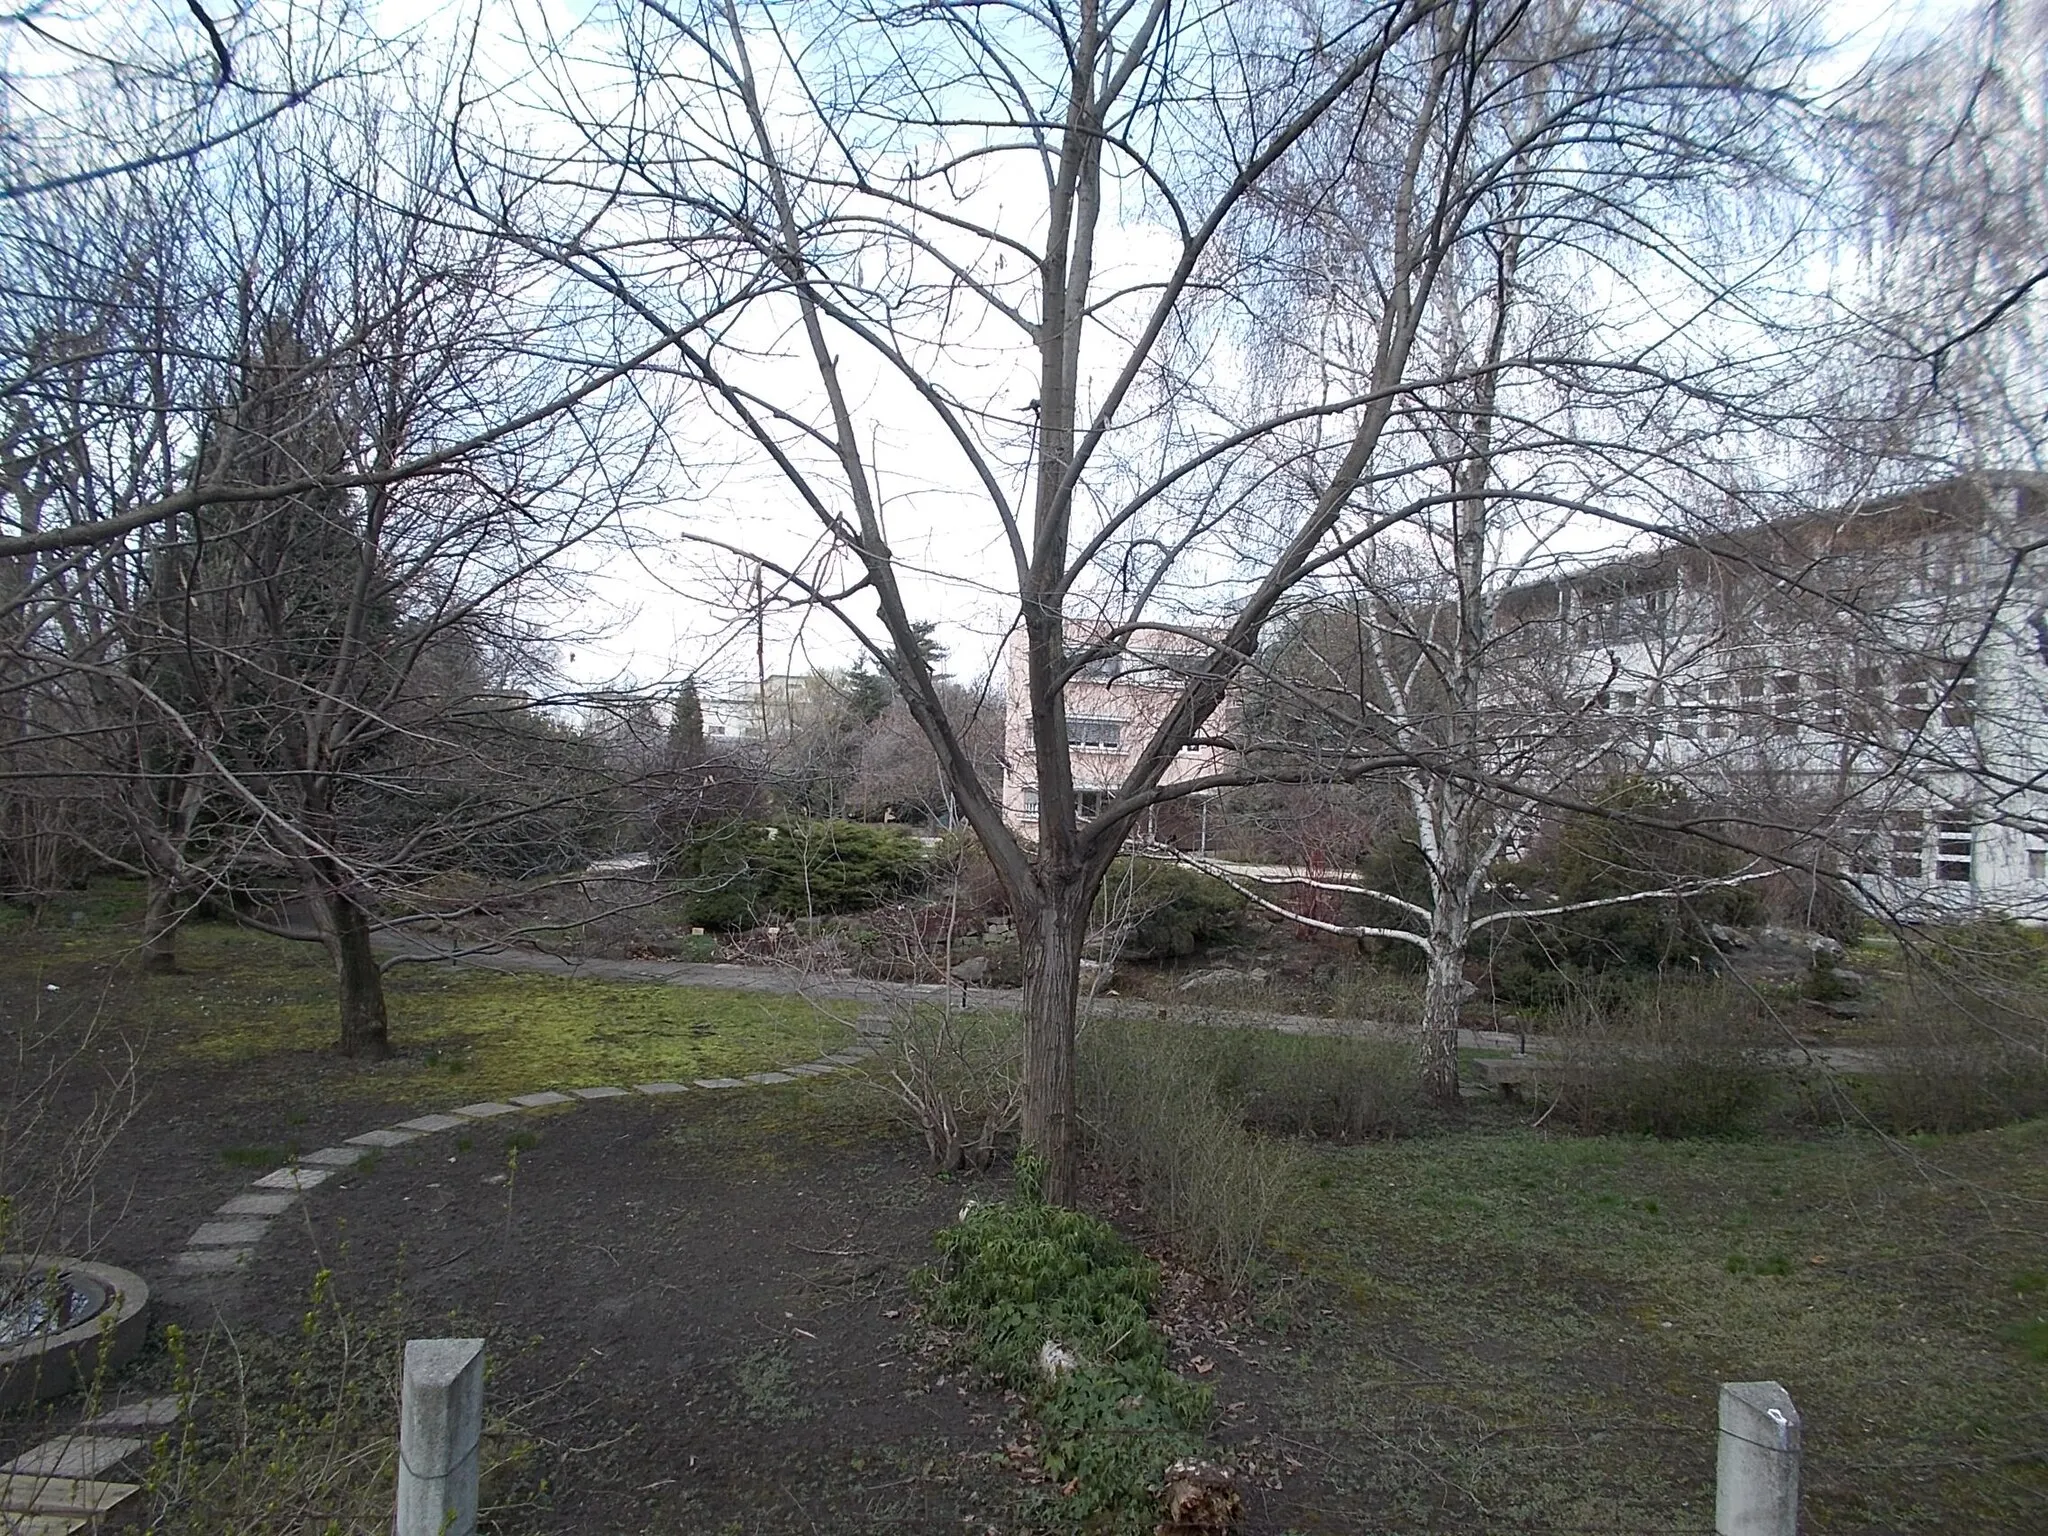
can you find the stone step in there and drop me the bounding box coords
[0,1511,88,1534]
[0,1474,141,1522]
[0,1438,144,1480]
[83,1397,181,1433]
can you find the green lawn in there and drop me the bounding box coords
[0,890,847,1106]
[1273,1120,2048,1534]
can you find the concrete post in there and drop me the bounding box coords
[396,1338,485,1536]
[1716,1380,1800,1536]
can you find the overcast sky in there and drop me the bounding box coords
[383,0,1979,708]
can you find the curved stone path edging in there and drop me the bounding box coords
[0,1017,890,1525]
[166,1015,890,1284]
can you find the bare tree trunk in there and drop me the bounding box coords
[1420,899,1471,1107]
[311,870,390,1058]
[1019,886,1087,1204]
[140,876,182,974]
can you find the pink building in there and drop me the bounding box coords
[998,627,1235,844]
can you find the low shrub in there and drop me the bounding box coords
[1327,966,1426,1024]
[1541,985,1779,1139]
[1079,1021,1304,1289]
[145,1272,541,1534]
[877,1004,1022,1172]
[1210,1030,1428,1142]
[922,1177,1210,1529]
[1835,929,2048,1133]
[1850,1042,2048,1134]
[674,818,926,929]
[1487,778,1760,1006]
[1094,859,1243,961]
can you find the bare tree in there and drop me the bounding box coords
[2,81,649,1053]
[1833,0,2048,483]
[479,0,1841,1197]
[0,1,354,203]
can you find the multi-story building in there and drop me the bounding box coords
[1499,474,2048,918]
[1000,477,2048,918]
[998,627,1234,844]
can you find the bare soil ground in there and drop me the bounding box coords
[0,926,1315,1533]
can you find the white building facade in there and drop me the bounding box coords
[1502,476,2048,919]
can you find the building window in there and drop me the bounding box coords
[1706,679,1733,739]
[1813,673,1844,733]
[1940,669,1977,729]
[1022,785,1107,824]
[1890,813,1926,880]
[1577,584,1674,642]
[1676,687,1701,740]
[1936,818,1974,884]
[1738,674,1766,733]
[1772,673,1800,736]
[1069,716,1124,750]
[2029,846,2048,882]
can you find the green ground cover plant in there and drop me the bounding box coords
[921,1166,1212,1530]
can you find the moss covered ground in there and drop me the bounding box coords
[0,884,845,1107]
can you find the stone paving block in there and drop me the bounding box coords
[821,1053,865,1065]
[0,1474,142,1522]
[297,1145,371,1166]
[568,1085,629,1099]
[348,1127,422,1148]
[452,1101,518,1118]
[1,1436,145,1478]
[252,1166,332,1192]
[742,1071,795,1085]
[395,1114,468,1134]
[0,1513,87,1535]
[510,1090,573,1107]
[188,1220,267,1247]
[85,1397,183,1432]
[785,1063,834,1076]
[217,1192,295,1217]
[693,1077,744,1089]
[172,1248,251,1274]
[633,1082,689,1095]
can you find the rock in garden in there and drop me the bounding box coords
[1175,967,1266,993]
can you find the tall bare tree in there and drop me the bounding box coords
[475,0,1842,1197]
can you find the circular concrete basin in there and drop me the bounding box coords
[0,1257,151,1410]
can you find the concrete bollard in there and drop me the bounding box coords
[396,1337,485,1536]
[1716,1380,1800,1536]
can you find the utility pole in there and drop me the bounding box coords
[754,563,768,741]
